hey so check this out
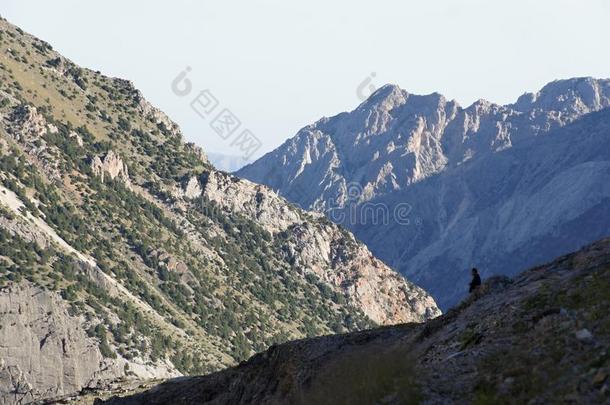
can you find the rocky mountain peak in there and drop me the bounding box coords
[511,77,610,113]
[357,84,408,112]
[240,77,610,207]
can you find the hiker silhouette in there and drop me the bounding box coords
[469,268,481,293]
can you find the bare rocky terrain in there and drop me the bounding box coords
[100,238,610,404]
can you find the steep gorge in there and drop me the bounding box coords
[0,18,439,403]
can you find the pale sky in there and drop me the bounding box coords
[3,0,610,159]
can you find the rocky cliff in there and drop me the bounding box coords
[100,238,610,404]
[0,282,148,404]
[90,150,131,187]
[0,18,438,403]
[238,78,610,309]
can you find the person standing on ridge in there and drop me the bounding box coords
[469,268,481,293]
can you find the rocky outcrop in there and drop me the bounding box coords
[279,221,440,324]
[3,104,63,181]
[100,238,610,405]
[0,214,49,249]
[44,56,68,75]
[69,130,84,147]
[200,170,305,233]
[0,282,121,404]
[91,151,131,187]
[172,176,203,200]
[7,105,47,142]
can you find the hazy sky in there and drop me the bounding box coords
[3,0,610,159]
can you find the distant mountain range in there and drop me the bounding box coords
[238,77,610,309]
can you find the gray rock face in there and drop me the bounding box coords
[91,150,131,187]
[0,282,120,404]
[238,78,610,309]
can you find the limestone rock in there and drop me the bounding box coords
[6,105,50,155]
[45,56,67,75]
[91,151,131,187]
[69,130,84,147]
[182,177,203,199]
[8,105,48,141]
[0,282,121,404]
[201,170,303,234]
[3,104,62,181]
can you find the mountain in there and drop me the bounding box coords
[0,18,439,403]
[100,238,610,404]
[237,78,610,309]
[206,152,252,172]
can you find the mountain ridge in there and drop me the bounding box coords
[240,77,610,206]
[237,77,610,308]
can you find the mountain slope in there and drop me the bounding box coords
[237,79,610,308]
[0,18,439,403]
[101,238,610,404]
[239,79,610,210]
